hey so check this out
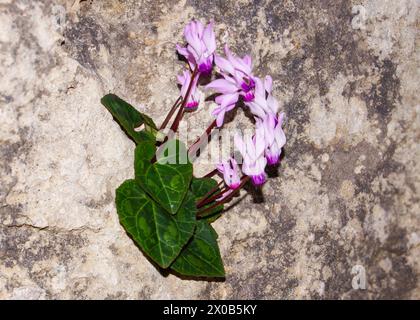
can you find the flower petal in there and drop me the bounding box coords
[264,75,273,93]
[194,20,204,38]
[206,79,238,94]
[255,125,266,157]
[246,101,267,119]
[202,21,216,54]
[234,133,247,158]
[243,55,252,69]
[176,44,189,57]
[216,163,225,173]
[253,77,266,99]
[267,95,279,114]
[224,45,252,75]
[275,113,286,147]
[215,92,239,109]
[215,108,226,127]
[184,26,203,59]
[215,55,235,75]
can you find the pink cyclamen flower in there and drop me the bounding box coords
[176,20,216,75]
[216,45,256,100]
[246,76,279,119]
[234,125,267,186]
[177,70,199,110]
[215,157,242,202]
[205,45,256,127]
[212,92,239,127]
[217,157,241,190]
[257,112,286,165]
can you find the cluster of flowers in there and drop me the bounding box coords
[176,20,286,200]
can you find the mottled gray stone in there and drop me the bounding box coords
[0,0,419,299]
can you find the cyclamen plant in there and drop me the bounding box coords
[101,19,286,278]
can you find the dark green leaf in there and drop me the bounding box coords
[155,139,189,165]
[134,140,156,180]
[138,140,193,214]
[116,180,196,268]
[101,94,157,144]
[171,220,225,277]
[190,177,219,198]
[191,177,224,222]
[144,164,193,214]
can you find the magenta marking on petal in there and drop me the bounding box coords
[249,78,255,89]
[185,101,199,110]
[267,154,279,165]
[241,82,250,92]
[198,62,212,75]
[240,78,256,92]
[251,174,266,186]
[229,182,241,190]
[243,92,255,102]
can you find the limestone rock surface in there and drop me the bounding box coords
[0,0,419,299]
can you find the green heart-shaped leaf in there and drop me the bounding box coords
[191,177,224,222]
[136,140,193,214]
[190,177,219,198]
[116,180,196,268]
[134,140,156,179]
[171,220,225,277]
[101,94,157,144]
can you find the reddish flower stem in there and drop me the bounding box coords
[188,119,217,158]
[203,168,218,178]
[159,96,182,130]
[152,67,199,163]
[195,179,225,209]
[196,184,230,209]
[196,176,250,217]
[169,66,198,134]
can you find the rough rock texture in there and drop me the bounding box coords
[1,0,419,299]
